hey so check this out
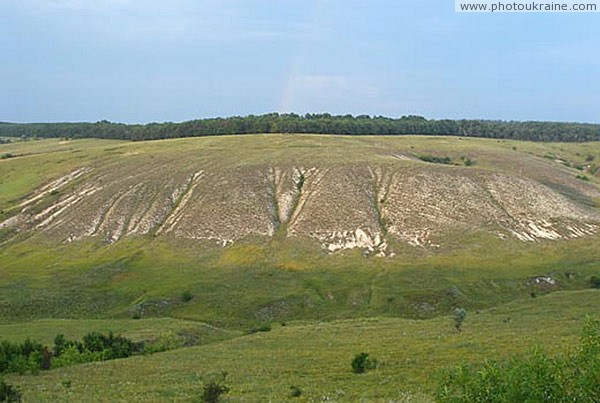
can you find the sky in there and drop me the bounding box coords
[1,0,599,123]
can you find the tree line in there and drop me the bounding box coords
[1,113,599,142]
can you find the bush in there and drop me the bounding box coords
[453,308,467,332]
[351,352,377,374]
[0,339,45,375]
[51,346,100,369]
[53,332,143,368]
[181,290,194,302]
[290,385,302,397]
[591,276,600,289]
[436,319,600,402]
[81,331,143,359]
[202,377,229,403]
[248,324,271,334]
[0,378,21,402]
[460,156,475,166]
[418,155,453,165]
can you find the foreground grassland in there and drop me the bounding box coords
[6,290,600,401]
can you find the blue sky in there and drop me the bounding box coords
[1,0,599,123]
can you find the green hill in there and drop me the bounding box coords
[1,134,599,400]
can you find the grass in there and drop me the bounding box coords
[1,135,599,400]
[1,230,600,328]
[5,289,600,401]
[0,318,240,346]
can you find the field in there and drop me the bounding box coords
[4,290,600,401]
[1,135,600,401]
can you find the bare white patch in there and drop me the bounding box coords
[20,167,90,209]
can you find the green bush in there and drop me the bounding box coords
[202,377,229,403]
[418,155,453,165]
[181,290,194,302]
[351,352,377,374]
[0,377,21,402]
[289,385,302,397]
[591,276,600,289]
[437,318,600,402]
[0,339,45,375]
[248,324,271,334]
[81,331,143,359]
[460,156,475,166]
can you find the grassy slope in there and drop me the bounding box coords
[7,289,600,401]
[0,318,239,346]
[1,136,600,400]
[1,136,600,328]
[1,234,600,328]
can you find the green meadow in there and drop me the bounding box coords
[1,135,600,401]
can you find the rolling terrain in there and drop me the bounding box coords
[1,134,600,400]
[2,135,599,250]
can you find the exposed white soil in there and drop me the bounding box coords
[5,161,600,253]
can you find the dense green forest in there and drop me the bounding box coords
[1,113,600,142]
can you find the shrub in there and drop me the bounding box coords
[453,308,467,332]
[0,339,45,375]
[51,346,97,369]
[202,375,230,403]
[436,319,600,402]
[418,155,453,165]
[181,290,194,302]
[460,156,475,166]
[0,153,14,160]
[290,385,302,397]
[248,324,271,334]
[351,352,377,374]
[576,174,590,181]
[0,378,21,402]
[81,331,142,359]
[591,276,600,289]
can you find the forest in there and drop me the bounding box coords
[1,114,600,142]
